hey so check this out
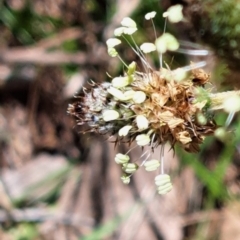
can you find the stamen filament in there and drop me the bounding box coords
[225,112,235,127]
[141,152,151,166]
[178,61,206,72]
[151,18,157,43]
[122,36,147,63]
[176,48,209,56]
[160,18,168,68]
[117,55,128,68]
[125,144,138,155]
[160,144,165,174]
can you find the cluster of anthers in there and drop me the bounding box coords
[68,5,240,194]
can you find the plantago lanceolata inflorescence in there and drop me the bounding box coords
[68,5,240,194]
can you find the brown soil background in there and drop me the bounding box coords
[0,1,240,240]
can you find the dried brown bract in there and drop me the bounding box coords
[68,66,216,153]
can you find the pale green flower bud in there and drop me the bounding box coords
[164,33,179,51]
[140,43,156,53]
[124,90,135,100]
[214,127,230,142]
[136,134,150,146]
[103,110,120,121]
[163,12,169,18]
[121,17,137,28]
[107,87,125,100]
[160,68,172,81]
[155,33,179,53]
[122,163,138,174]
[155,38,167,53]
[112,26,137,36]
[197,112,207,125]
[223,95,240,113]
[127,61,136,75]
[144,159,160,171]
[114,27,126,36]
[164,4,183,23]
[132,91,146,103]
[172,68,187,82]
[155,174,171,186]
[112,76,130,88]
[145,11,157,20]
[121,174,131,184]
[119,125,132,136]
[136,115,149,130]
[157,182,173,195]
[123,27,137,35]
[214,127,226,138]
[106,38,121,48]
[155,174,173,195]
[108,47,118,57]
[115,153,130,164]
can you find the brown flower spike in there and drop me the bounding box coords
[68,66,216,153]
[67,8,233,194]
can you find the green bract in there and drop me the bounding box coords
[127,61,136,75]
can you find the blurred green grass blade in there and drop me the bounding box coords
[0,6,17,28]
[177,144,229,200]
[181,132,237,200]
[9,223,38,240]
[12,164,73,206]
[80,215,123,240]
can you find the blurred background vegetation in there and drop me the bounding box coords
[0,0,240,239]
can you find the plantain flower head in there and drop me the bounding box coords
[68,9,221,195]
